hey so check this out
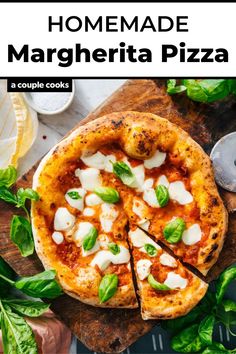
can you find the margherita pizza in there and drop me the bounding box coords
[31,111,227,319]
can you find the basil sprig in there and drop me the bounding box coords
[99,274,118,303]
[112,161,136,186]
[0,256,16,297]
[0,165,17,188]
[94,186,120,203]
[163,218,186,244]
[144,243,157,257]
[108,242,120,255]
[0,269,63,299]
[148,274,170,291]
[0,166,40,257]
[167,79,236,103]
[83,227,98,251]
[163,265,236,353]
[67,191,81,200]
[155,185,169,207]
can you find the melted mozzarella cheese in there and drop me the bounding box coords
[104,154,116,172]
[90,246,130,271]
[160,253,177,268]
[182,224,202,245]
[138,219,150,231]
[143,178,154,190]
[129,228,160,249]
[98,234,110,249]
[85,193,102,206]
[73,222,94,246]
[100,203,118,232]
[54,208,75,231]
[132,198,149,219]
[90,251,112,271]
[157,175,170,188]
[130,164,145,191]
[169,181,193,205]
[143,188,160,208]
[75,168,101,191]
[144,150,166,169]
[164,272,188,289]
[52,231,64,245]
[65,188,86,211]
[111,245,130,264]
[82,240,100,257]
[83,207,95,216]
[137,259,152,280]
[81,151,106,169]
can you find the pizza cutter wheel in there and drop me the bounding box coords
[210,132,236,193]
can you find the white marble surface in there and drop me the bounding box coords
[18,79,126,176]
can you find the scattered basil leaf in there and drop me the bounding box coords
[163,217,186,244]
[99,274,118,303]
[10,215,34,257]
[148,274,170,291]
[0,166,17,188]
[0,302,37,354]
[14,270,63,299]
[3,299,49,317]
[67,191,81,200]
[108,242,120,255]
[144,243,157,257]
[202,342,231,354]
[171,323,205,353]
[222,299,236,312]
[216,266,236,304]
[155,185,169,207]
[198,314,215,345]
[112,161,136,187]
[83,227,98,251]
[167,79,187,94]
[0,256,16,297]
[0,186,17,205]
[94,186,120,203]
[16,188,39,207]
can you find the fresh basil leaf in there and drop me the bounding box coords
[16,188,39,207]
[155,185,169,207]
[10,215,34,257]
[216,266,236,304]
[201,342,231,354]
[198,314,215,345]
[183,79,209,103]
[94,187,120,203]
[163,217,186,244]
[198,79,230,103]
[112,161,136,187]
[82,227,98,251]
[99,274,118,303]
[67,191,81,200]
[167,79,187,95]
[171,323,205,353]
[14,270,63,299]
[0,302,37,354]
[148,274,170,291]
[0,166,17,188]
[108,243,120,255]
[222,299,236,312]
[0,186,17,205]
[3,299,49,317]
[0,257,16,297]
[144,244,157,257]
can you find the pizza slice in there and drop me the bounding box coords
[128,227,208,320]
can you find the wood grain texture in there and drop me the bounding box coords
[0,79,236,353]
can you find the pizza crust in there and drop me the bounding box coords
[31,111,227,311]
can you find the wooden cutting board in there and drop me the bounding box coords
[1,79,236,353]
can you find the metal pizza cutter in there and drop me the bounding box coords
[210,132,236,193]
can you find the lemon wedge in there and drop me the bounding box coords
[0,80,38,169]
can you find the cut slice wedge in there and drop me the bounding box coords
[128,227,208,320]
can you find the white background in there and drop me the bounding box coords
[0,2,235,77]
